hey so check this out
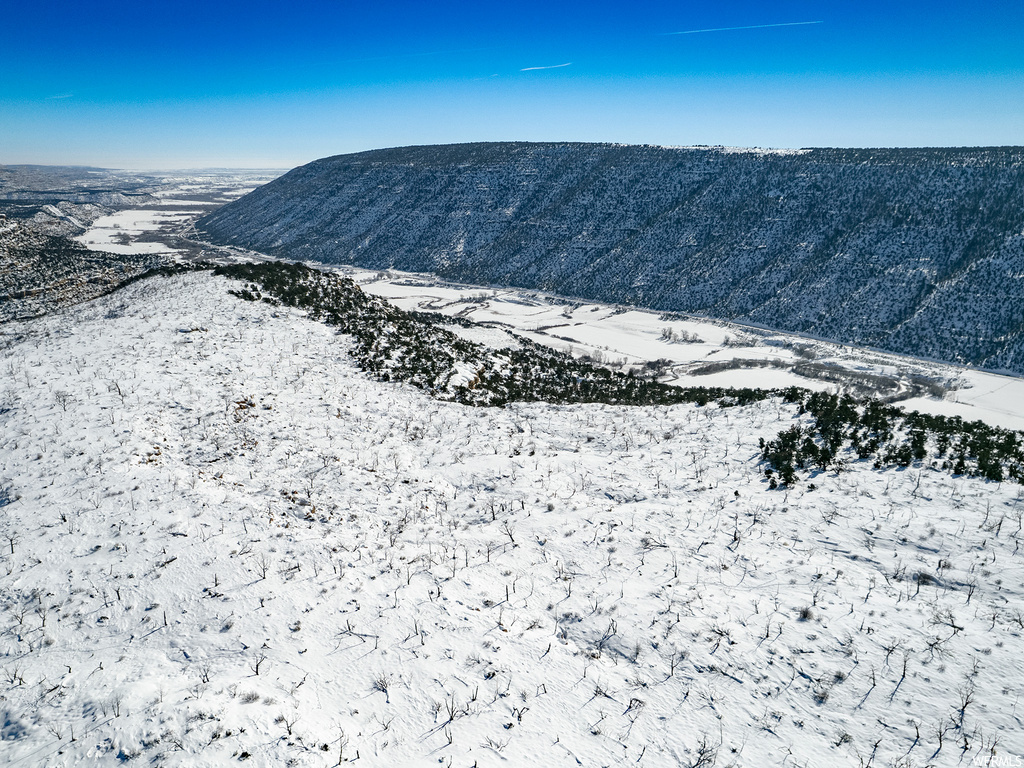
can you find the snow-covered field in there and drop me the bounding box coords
[350,268,1024,432]
[2,272,1022,766]
[75,210,195,255]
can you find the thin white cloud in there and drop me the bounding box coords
[520,62,572,71]
[47,93,74,100]
[664,20,822,35]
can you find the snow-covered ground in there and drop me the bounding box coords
[349,268,1024,432]
[75,210,195,255]
[1,272,1022,766]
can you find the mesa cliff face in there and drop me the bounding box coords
[197,142,1024,373]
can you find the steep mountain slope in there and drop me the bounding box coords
[2,268,1022,767]
[197,142,1024,374]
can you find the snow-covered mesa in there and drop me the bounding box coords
[1,272,1022,767]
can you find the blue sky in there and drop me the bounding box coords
[2,0,1022,168]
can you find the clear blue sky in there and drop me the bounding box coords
[2,0,1022,168]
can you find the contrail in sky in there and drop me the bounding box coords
[664,20,823,35]
[521,63,572,71]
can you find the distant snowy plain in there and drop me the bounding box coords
[2,271,1023,767]
[74,210,194,256]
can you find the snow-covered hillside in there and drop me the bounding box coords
[0,219,164,322]
[2,271,1023,767]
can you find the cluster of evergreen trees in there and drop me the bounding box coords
[760,390,1024,485]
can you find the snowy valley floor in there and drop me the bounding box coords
[1,273,1023,767]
